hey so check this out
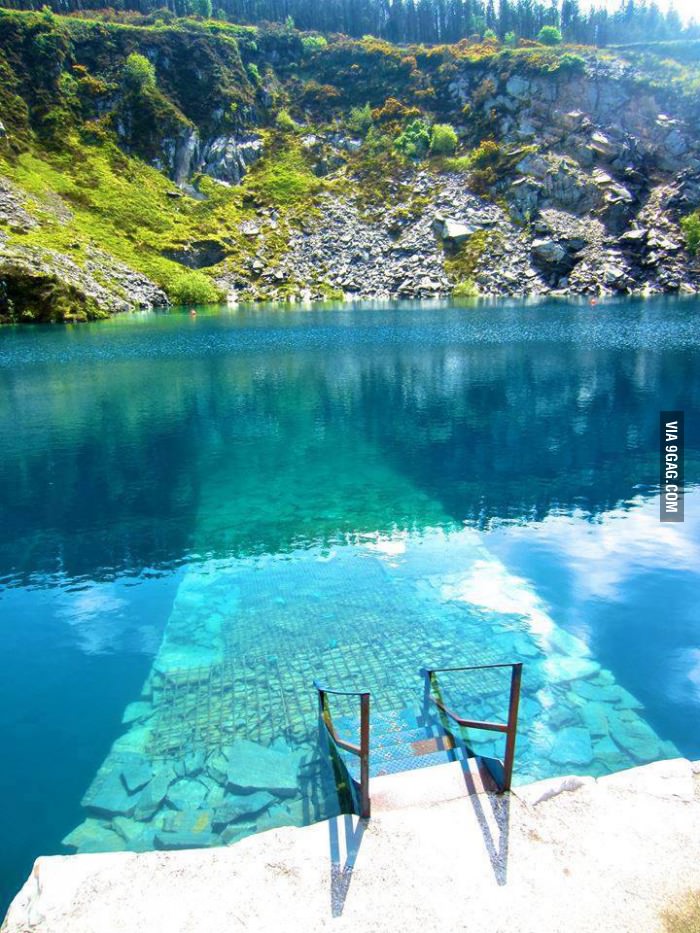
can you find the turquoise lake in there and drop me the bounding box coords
[1,298,699,913]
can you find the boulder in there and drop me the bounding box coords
[132,766,177,821]
[120,756,153,795]
[161,810,215,835]
[154,831,220,850]
[161,239,226,270]
[211,791,275,830]
[225,739,302,797]
[550,727,594,767]
[82,768,137,819]
[541,656,601,684]
[608,711,661,762]
[198,133,263,186]
[531,238,569,269]
[166,778,210,812]
[589,131,619,161]
[61,819,126,854]
[505,74,531,100]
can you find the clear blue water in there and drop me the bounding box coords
[1,298,699,914]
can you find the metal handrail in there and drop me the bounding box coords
[313,680,371,819]
[424,662,523,793]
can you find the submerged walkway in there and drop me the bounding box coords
[5,758,700,933]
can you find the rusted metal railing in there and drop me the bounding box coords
[313,680,371,819]
[424,662,523,793]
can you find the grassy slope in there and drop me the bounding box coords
[1,132,322,305]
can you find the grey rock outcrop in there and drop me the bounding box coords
[165,128,264,187]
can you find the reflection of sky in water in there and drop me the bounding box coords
[492,491,700,603]
[486,487,700,749]
[54,582,168,656]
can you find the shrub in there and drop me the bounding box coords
[470,139,501,167]
[504,31,517,47]
[348,102,374,137]
[537,26,563,46]
[430,123,458,156]
[302,35,328,54]
[247,63,261,85]
[394,119,430,160]
[123,53,156,92]
[483,29,498,42]
[556,53,586,73]
[275,108,297,132]
[372,97,421,125]
[452,279,479,298]
[301,80,340,107]
[168,270,221,305]
[192,0,212,17]
[682,212,700,254]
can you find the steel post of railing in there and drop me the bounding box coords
[313,681,371,819]
[502,662,522,793]
[424,662,523,794]
[359,691,371,819]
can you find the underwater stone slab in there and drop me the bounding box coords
[120,756,153,795]
[182,750,206,777]
[121,702,153,725]
[573,680,643,709]
[593,735,623,760]
[580,704,609,738]
[166,778,210,812]
[111,817,157,850]
[110,724,154,756]
[212,792,275,830]
[82,769,137,819]
[62,819,126,854]
[608,712,661,763]
[225,740,302,797]
[541,658,601,685]
[133,766,177,821]
[154,831,220,850]
[550,727,594,767]
[206,751,229,786]
[199,775,227,807]
[548,706,579,730]
[161,810,214,835]
[546,628,592,659]
[221,821,256,845]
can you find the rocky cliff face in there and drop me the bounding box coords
[222,54,700,302]
[0,13,699,320]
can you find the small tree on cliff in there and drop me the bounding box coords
[122,53,156,93]
[537,25,563,45]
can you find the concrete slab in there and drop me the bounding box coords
[4,759,700,933]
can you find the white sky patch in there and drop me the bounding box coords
[498,492,700,603]
[363,532,408,558]
[440,557,555,637]
[579,0,697,22]
[55,583,162,655]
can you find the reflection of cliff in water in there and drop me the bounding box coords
[1,303,698,583]
[360,339,699,526]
